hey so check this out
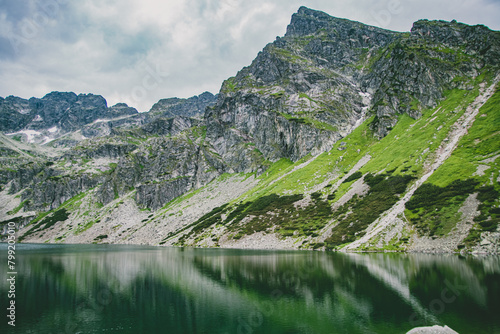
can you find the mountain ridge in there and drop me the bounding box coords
[0,91,217,144]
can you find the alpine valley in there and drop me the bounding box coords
[1,7,499,254]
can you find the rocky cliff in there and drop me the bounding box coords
[1,7,499,254]
[149,91,217,118]
[0,90,217,144]
[0,88,220,214]
[206,7,500,172]
[0,92,138,135]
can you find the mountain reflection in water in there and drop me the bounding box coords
[0,244,499,334]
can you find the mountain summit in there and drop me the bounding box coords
[1,7,499,254]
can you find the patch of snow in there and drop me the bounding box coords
[33,115,43,122]
[17,108,31,115]
[42,136,55,145]
[6,129,44,143]
[47,126,58,133]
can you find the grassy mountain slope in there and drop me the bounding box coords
[160,74,500,253]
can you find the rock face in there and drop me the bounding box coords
[0,92,138,134]
[0,87,220,213]
[206,7,397,171]
[1,91,218,144]
[206,7,500,170]
[149,92,217,118]
[0,96,33,133]
[4,113,221,212]
[108,103,139,117]
[361,19,500,136]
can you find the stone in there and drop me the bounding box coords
[406,325,459,334]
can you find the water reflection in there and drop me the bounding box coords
[0,244,499,334]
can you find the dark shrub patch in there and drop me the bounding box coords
[216,192,336,240]
[311,192,322,201]
[343,171,362,184]
[312,242,325,249]
[473,186,500,233]
[19,208,70,242]
[406,179,479,211]
[36,208,69,230]
[191,204,229,233]
[406,179,500,238]
[477,186,498,203]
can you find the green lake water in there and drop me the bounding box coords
[0,243,499,333]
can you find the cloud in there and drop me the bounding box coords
[0,0,499,112]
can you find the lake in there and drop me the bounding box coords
[0,244,499,333]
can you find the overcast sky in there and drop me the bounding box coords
[1,0,499,111]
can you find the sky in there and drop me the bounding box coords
[1,0,499,112]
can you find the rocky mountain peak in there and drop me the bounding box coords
[286,6,394,39]
[207,7,500,171]
[410,19,500,62]
[107,103,138,116]
[0,91,138,136]
[149,91,217,118]
[198,91,216,101]
[41,91,78,102]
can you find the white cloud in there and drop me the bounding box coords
[0,0,499,112]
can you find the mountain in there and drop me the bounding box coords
[207,7,499,172]
[0,89,220,214]
[1,7,499,254]
[0,91,218,145]
[0,92,138,137]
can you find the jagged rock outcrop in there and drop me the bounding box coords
[285,7,398,65]
[205,7,402,171]
[361,19,500,136]
[79,95,216,140]
[2,112,222,211]
[411,19,500,61]
[0,96,33,132]
[133,138,224,210]
[1,91,218,145]
[141,116,201,136]
[0,92,139,141]
[149,91,217,118]
[108,103,139,117]
[207,7,500,166]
